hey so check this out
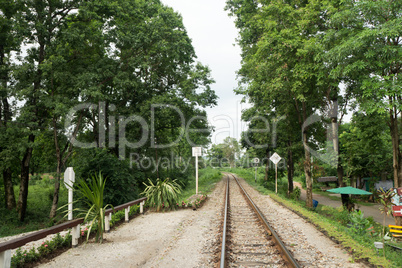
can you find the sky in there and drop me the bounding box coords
[161,0,249,145]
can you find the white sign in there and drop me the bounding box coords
[64,167,75,188]
[270,153,281,165]
[192,147,202,194]
[192,147,202,157]
[253,158,260,163]
[64,167,75,221]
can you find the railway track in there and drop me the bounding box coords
[220,173,300,268]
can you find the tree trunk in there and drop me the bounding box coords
[49,116,64,219]
[389,107,401,188]
[287,139,294,193]
[49,163,61,219]
[264,148,270,181]
[49,113,81,219]
[3,167,16,209]
[330,100,345,187]
[303,130,313,208]
[341,193,352,211]
[17,134,35,221]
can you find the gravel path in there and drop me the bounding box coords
[39,179,226,268]
[2,174,369,267]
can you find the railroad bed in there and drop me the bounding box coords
[220,174,299,267]
[5,174,365,267]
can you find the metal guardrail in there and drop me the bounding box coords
[0,218,84,253]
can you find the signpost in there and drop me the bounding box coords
[392,188,402,225]
[253,158,260,182]
[269,153,281,194]
[192,147,202,194]
[393,206,402,217]
[64,167,75,220]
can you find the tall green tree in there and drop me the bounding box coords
[340,112,393,181]
[221,137,240,168]
[327,0,402,189]
[227,0,332,207]
[12,0,82,221]
[0,0,20,210]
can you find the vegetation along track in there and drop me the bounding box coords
[219,173,300,268]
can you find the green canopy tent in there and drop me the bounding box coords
[327,186,373,195]
[327,187,372,211]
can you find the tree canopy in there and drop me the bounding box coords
[0,0,217,221]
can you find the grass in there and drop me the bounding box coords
[0,178,68,238]
[179,168,222,201]
[227,167,402,268]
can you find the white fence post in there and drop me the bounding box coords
[72,224,80,247]
[140,201,144,214]
[125,206,130,222]
[105,214,110,233]
[0,250,11,268]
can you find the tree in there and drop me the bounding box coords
[221,137,240,168]
[0,0,20,210]
[12,0,83,221]
[226,0,331,207]
[327,0,402,189]
[340,112,393,181]
[1,0,217,222]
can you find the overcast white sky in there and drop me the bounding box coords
[162,0,249,145]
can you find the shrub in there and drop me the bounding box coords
[142,178,181,211]
[347,210,372,236]
[76,172,112,243]
[289,186,301,200]
[72,148,142,206]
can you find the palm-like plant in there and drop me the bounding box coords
[76,172,112,243]
[142,178,181,211]
[378,188,396,257]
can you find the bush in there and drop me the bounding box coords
[11,233,72,268]
[289,186,301,200]
[142,178,181,211]
[71,148,142,206]
[347,210,373,236]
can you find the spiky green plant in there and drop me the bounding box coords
[141,178,181,211]
[76,172,112,243]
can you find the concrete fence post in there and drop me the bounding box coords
[0,249,11,268]
[72,224,80,247]
[125,206,130,222]
[140,201,144,214]
[105,214,110,233]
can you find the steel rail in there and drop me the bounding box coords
[232,174,301,268]
[219,176,229,268]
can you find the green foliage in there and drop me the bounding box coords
[0,182,68,237]
[142,178,181,211]
[339,113,393,178]
[320,206,351,226]
[1,0,217,223]
[289,186,301,200]
[75,172,112,243]
[11,233,72,268]
[72,148,141,206]
[348,210,373,236]
[377,188,397,257]
[179,168,222,201]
